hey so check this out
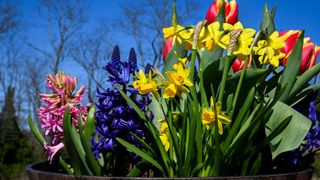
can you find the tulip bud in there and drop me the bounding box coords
[231,57,251,73]
[163,2,178,61]
[279,30,300,65]
[279,30,320,74]
[163,37,174,61]
[205,0,238,25]
[299,43,320,74]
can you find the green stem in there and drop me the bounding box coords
[218,59,231,103]
[212,98,221,176]
[189,49,197,84]
[229,56,249,119]
[229,31,261,119]
[59,156,74,174]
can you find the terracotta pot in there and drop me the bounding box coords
[26,161,313,180]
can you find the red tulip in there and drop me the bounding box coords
[299,43,320,74]
[279,30,320,74]
[162,37,174,61]
[231,56,251,73]
[205,0,238,25]
[279,30,300,65]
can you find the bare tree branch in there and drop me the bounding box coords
[116,0,200,68]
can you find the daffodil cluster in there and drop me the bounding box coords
[163,21,294,68]
[133,57,193,99]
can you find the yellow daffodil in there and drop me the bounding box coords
[133,70,159,98]
[159,120,170,152]
[201,97,231,135]
[220,22,256,60]
[163,63,193,99]
[173,57,188,69]
[253,31,288,67]
[163,25,194,50]
[163,25,185,39]
[202,22,224,51]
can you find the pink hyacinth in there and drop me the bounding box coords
[38,72,90,163]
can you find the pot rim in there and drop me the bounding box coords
[26,161,314,179]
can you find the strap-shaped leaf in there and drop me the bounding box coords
[260,4,276,35]
[63,108,82,174]
[83,106,96,143]
[127,160,150,177]
[130,132,157,157]
[117,87,147,121]
[222,87,256,152]
[162,42,187,75]
[289,63,320,99]
[78,114,102,175]
[117,138,164,173]
[279,31,304,103]
[28,117,46,146]
[266,100,311,158]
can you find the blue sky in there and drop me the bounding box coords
[22,0,320,45]
[20,0,320,78]
[88,0,320,43]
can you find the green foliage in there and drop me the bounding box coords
[0,86,45,179]
[115,2,316,177]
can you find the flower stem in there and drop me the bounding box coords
[212,97,221,176]
[229,31,260,119]
[218,58,231,103]
[229,55,249,119]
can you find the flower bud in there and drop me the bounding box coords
[231,57,251,73]
[205,0,238,25]
[279,30,300,65]
[279,30,320,74]
[299,43,320,74]
[163,37,174,61]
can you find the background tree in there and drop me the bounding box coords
[116,0,199,68]
[70,25,112,102]
[25,0,87,74]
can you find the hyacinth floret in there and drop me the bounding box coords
[90,46,152,162]
[104,45,138,86]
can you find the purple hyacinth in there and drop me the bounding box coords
[104,46,137,86]
[90,46,152,163]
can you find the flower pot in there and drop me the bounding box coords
[26,161,314,180]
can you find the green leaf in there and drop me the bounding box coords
[222,87,256,151]
[70,118,92,175]
[199,47,224,71]
[171,1,178,27]
[191,163,204,176]
[260,4,276,35]
[127,160,150,177]
[117,87,171,176]
[148,95,165,129]
[289,83,320,105]
[117,138,164,173]
[229,69,267,81]
[279,31,304,103]
[266,101,311,158]
[59,157,74,174]
[215,1,226,25]
[289,63,320,99]
[78,114,102,176]
[63,108,82,175]
[83,106,96,143]
[202,57,221,99]
[117,87,147,121]
[162,43,187,75]
[28,117,46,146]
[130,132,157,157]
